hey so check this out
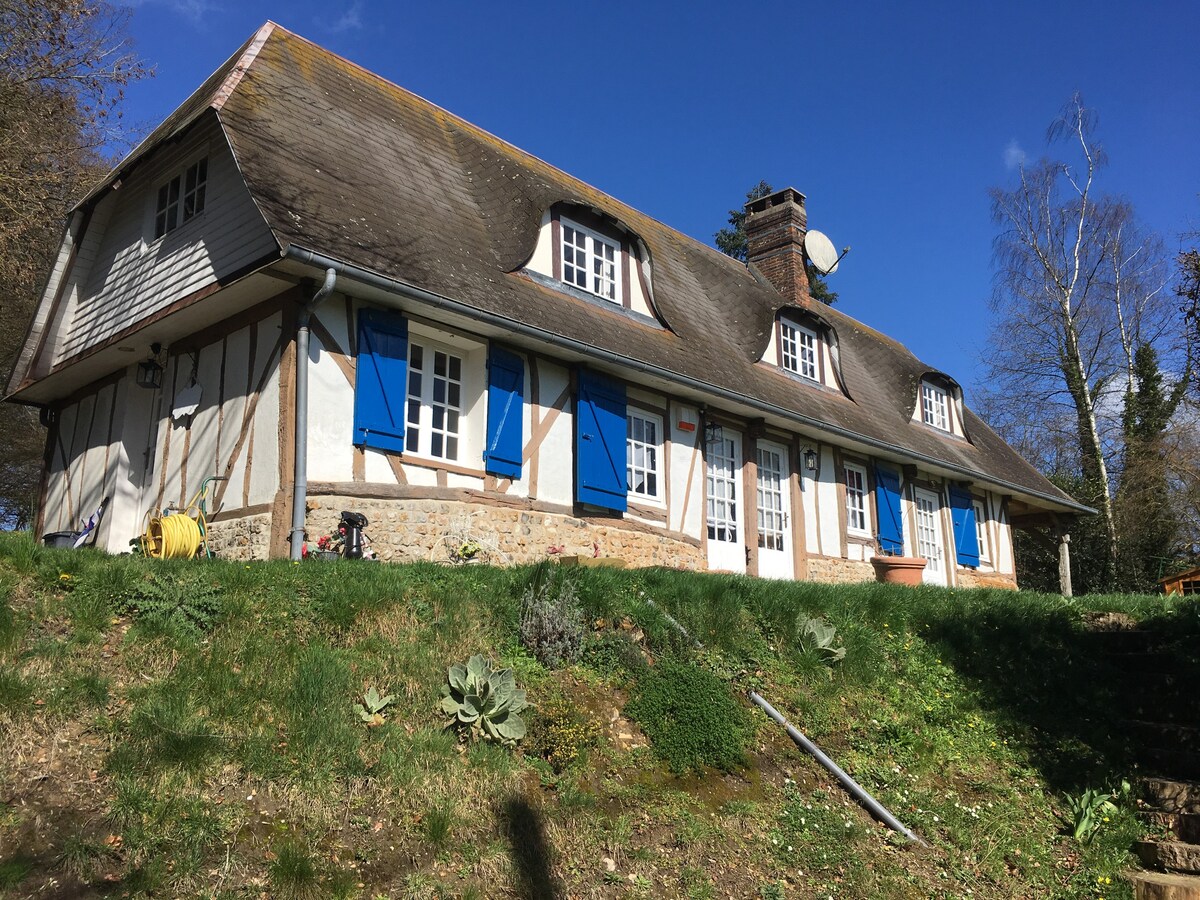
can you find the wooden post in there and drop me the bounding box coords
[1058,530,1073,598]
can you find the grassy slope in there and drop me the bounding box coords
[0,531,1195,899]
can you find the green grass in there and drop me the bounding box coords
[0,528,1193,897]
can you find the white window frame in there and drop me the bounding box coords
[780,319,819,382]
[559,216,622,304]
[404,335,469,463]
[921,381,950,431]
[973,499,991,563]
[154,156,208,239]
[626,408,664,503]
[844,462,870,536]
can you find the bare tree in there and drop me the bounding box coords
[983,95,1178,588]
[0,0,150,527]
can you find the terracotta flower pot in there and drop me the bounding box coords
[870,555,927,586]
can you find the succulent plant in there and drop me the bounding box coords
[354,685,395,726]
[439,655,529,746]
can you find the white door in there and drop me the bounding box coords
[914,488,947,585]
[756,441,795,579]
[706,430,745,573]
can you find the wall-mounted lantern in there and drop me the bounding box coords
[136,343,164,389]
[704,421,724,446]
[803,446,819,472]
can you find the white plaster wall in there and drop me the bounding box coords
[667,401,704,539]
[814,445,843,557]
[801,467,822,557]
[535,361,574,507]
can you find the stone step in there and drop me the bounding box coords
[1112,652,1194,675]
[1119,684,1200,724]
[1145,812,1200,844]
[1137,840,1200,875]
[1145,779,1200,815]
[1130,870,1200,899]
[1125,720,1200,751]
[1140,750,1200,783]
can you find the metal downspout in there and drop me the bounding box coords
[289,268,337,561]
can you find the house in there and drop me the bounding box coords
[4,22,1090,588]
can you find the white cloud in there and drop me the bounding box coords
[330,1,364,34]
[1003,139,1026,171]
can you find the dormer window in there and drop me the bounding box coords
[154,157,207,239]
[780,320,819,381]
[921,381,950,431]
[560,216,620,304]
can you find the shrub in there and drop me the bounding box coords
[584,630,648,679]
[440,655,529,746]
[519,563,585,669]
[526,697,603,771]
[624,660,752,774]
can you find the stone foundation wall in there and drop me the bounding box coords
[306,496,705,570]
[805,556,876,585]
[206,512,273,561]
[956,569,1019,590]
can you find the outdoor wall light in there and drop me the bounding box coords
[704,421,724,446]
[803,446,818,472]
[136,343,164,390]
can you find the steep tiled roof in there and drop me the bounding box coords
[130,23,1089,511]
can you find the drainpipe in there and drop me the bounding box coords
[289,268,337,561]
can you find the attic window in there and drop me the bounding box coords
[780,320,819,381]
[154,157,207,239]
[921,381,949,431]
[560,216,621,304]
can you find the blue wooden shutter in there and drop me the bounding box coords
[485,345,524,478]
[874,466,904,555]
[576,369,627,511]
[949,486,980,567]
[353,309,408,452]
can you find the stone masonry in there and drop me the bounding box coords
[205,512,273,561]
[305,496,705,569]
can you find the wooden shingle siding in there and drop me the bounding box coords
[54,117,277,365]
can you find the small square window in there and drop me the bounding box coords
[154,157,207,239]
[626,409,663,501]
[844,463,869,535]
[559,216,621,304]
[780,320,819,381]
[921,382,950,431]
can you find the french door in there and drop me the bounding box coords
[756,441,794,579]
[914,488,947,585]
[706,430,745,573]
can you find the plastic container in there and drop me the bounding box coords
[43,531,83,549]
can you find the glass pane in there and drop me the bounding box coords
[432,406,444,429]
[405,429,419,452]
[408,372,421,398]
[431,433,443,458]
[434,352,446,377]
[433,380,445,404]
[410,344,423,370]
[448,382,460,408]
[446,410,459,434]
[449,356,461,380]
[445,436,458,460]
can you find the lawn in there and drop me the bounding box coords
[0,530,1194,898]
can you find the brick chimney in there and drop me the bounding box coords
[744,187,810,305]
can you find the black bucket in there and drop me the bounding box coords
[43,531,82,549]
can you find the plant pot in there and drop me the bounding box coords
[870,555,927,586]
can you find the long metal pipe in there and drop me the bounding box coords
[280,244,1091,516]
[748,691,927,846]
[289,268,337,561]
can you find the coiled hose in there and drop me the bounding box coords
[142,512,205,559]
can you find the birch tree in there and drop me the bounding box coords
[983,95,1174,588]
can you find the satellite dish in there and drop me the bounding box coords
[805,230,841,275]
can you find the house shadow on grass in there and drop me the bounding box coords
[497,795,562,900]
[916,594,1200,795]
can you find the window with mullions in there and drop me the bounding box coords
[405,340,464,461]
[626,410,662,501]
[844,463,869,535]
[154,157,207,239]
[560,217,620,303]
[921,381,949,431]
[973,499,991,563]
[780,320,819,381]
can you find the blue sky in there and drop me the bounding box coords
[116,0,1199,402]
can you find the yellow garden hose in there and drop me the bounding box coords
[142,512,205,559]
